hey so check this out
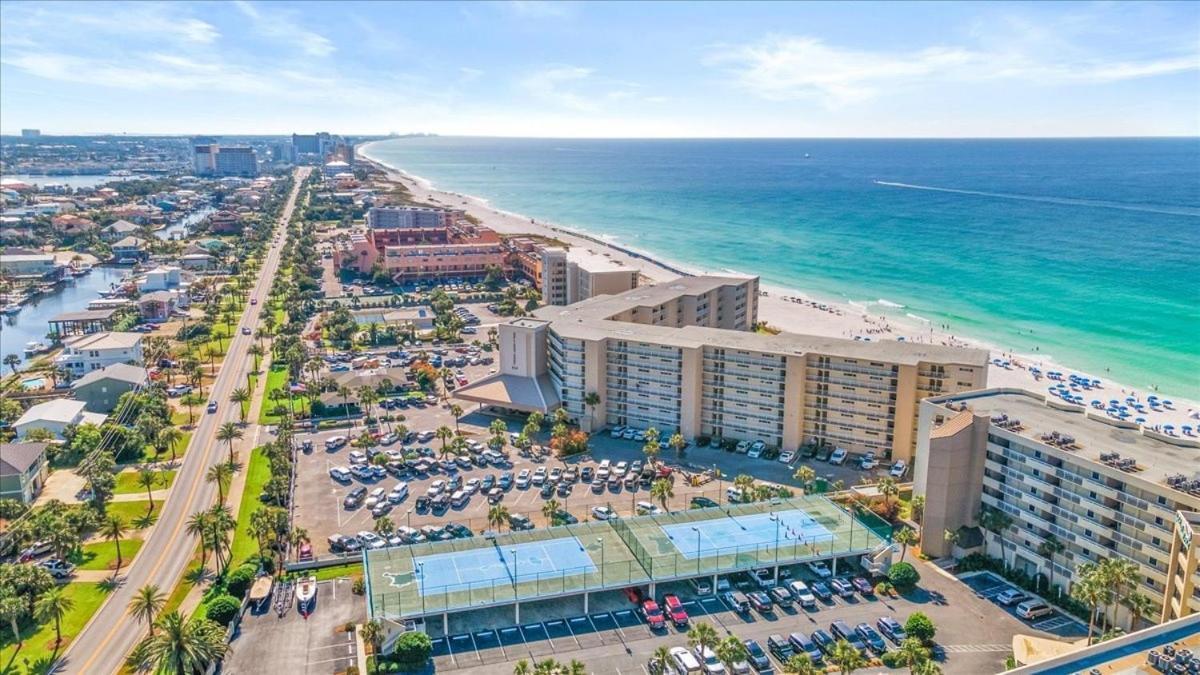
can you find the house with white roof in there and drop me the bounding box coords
[13,399,108,440]
[55,331,144,377]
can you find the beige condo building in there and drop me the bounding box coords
[458,275,988,461]
[914,388,1200,629]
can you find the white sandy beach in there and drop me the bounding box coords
[358,145,1200,434]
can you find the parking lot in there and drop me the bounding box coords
[961,571,1089,637]
[224,578,364,675]
[420,558,1061,675]
[293,400,885,560]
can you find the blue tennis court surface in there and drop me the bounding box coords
[413,537,595,591]
[661,508,834,558]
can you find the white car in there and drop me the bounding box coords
[671,647,702,675]
[427,480,446,497]
[516,469,531,488]
[615,461,629,474]
[348,451,367,465]
[778,450,796,464]
[609,426,625,438]
[860,452,878,470]
[365,488,386,507]
[694,645,726,675]
[591,505,616,521]
[788,580,817,607]
[890,460,908,478]
[465,478,481,494]
[357,531,385,549]
[622,428,637,440]
[735,440,751,453]
[635,501,662,516]
[329,466,352,482]
[806,561,833,578]
[828,448,848,465]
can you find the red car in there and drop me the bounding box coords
[662,594,688,627]
[641,600,665,630]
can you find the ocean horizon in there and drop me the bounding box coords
[362,136,1200,400]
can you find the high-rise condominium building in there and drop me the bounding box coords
[456,275,988,461]
[914,388,1200,629]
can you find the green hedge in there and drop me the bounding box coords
[204,594,241,626]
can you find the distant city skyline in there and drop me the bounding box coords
[1,0,1197,138]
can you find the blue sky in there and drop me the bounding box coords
[1,1,1197,137]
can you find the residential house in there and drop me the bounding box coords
[51,214,98,236]
[101,219,141,241]
[12,399,107,440]
[206,210,243,234]
[111,236,149,262]
[71,363,148,413]
[137,290,179,321]
[0,442,49,504]
[55,331,144,376]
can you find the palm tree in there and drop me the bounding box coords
[128,584,166,636]
[488,504,510,532]
[248,343,265,372]
[650,478,674,511]
[513,660,532,675]
[186,510,212,571]
[687,620,719,656]
[896,637,931,672]
[179,394,202,427]
[137,466,159,508]
[782,653,820,675]
[1122,592,1155,631]
[0,595,26,649]
[733,474,756,501]
[912,660,943,675]
[943,528,960,552]
[338,385,353,423]
[449,404,464,431]
[894,527,920,562]
[669,432,686,458]
[793,465,816,493]
[361,620,383,667]
[206,463,233,506]
[643,435,660,467]
[102,514,128,573]
[876,476,899,509]
[34,587,74,650]
[716,636,749,673]
[911,494,926,525]
[542,498,561,525]
[828,639,866,674]
[216,422,243,464]
[3,354,19,374]
[435,426,454,458]
[1037,534,1066,594]
[127,611,228,674]
[583,392,601,428]
[1071,565,1108,644]
[980,506,1014,570]
[230,387,250,423]
[374,516,395,539]
[358,386,379,421]
[207,504,236,575]
[1101,557,1139,631]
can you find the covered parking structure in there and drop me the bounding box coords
[365,494,891,647]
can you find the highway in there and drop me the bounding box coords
[58,167,311,674]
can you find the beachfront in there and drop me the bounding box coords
[358,144,1200,435]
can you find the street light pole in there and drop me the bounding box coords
[597,537,605,585]
[691,526,701,574]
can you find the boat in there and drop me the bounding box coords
[295,575,317,609]
[24,341,48,357]
[2,303,20,315]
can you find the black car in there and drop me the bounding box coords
[443,522,472,539]
[556,482,572,496]
[830,620,868,655]
[748,591,773,614]
[540,482,555,498]
[415,495,431,512]
[509,514,534,531]
[743,639,771,672]
[481,474,496,490]
[855,623,887,654]
[810,581,833,601]
[788,632,823,664]
[690,496,719,509]
[766,634,794,661]
[580,466,594,482]
[327,534,348,552]
[769,586,794,607]
[431,494,449,512]
[810,629,835,655]
[343,487,367,509]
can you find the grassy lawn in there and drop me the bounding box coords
[105,500,164,530]
[312,562,362,581]
[113,469,176,495]
[118,430,192,465]
[0,582,108,671]
[72,538,145,571]
[258,365,308,424]
[229,447,273,567]
[160,548,204,618]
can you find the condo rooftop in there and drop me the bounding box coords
[933,389,1200,492]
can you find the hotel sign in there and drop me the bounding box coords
[1177,511,1192,549]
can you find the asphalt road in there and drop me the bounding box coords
[56,167,311,675]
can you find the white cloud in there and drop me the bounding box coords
[519,65,597,111]
[460,67,485,81]
[709,34,1199,107]
[232,1,335,57]
[505,1,572,19]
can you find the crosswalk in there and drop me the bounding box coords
[942,644,1012,653]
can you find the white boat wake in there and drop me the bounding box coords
[873,181,1200,217]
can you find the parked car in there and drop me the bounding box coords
[694,645,726,675]
[788,580,818,608]
[996,589,1028,606]
[722,591,750,614]
[769,586,794,607]
[806,561,832,578]
[766,634,794,661]
[778,450,796,464]
[810,629,835,655]
[747,591,773,614]
[329,466,352,482]
[828,448,848,465]
[851,577,874,595]
[876,616,907,644]
[516,469,531,488]
[743,639,770,672]
[1016,600,1054,620]
[788,632,823,664]
[690,496,719,509]
[39,559,75,579]
[662,594,689,627]
[670,647,702,674]
[343,486,367,509]
[889,459,908,478]
[508,514,534,531]
[856,623,887,653]
[830,620,868,654]
[859,452,878,470]
[810,581,833,601]
[591,505,616,521]
[830,578,855,598]
[641,599,666,630]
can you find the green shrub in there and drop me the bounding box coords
[389,631,433,668]
[879,651,903,668]
[205,594,242,626]
[352,577,366,595]
[226,564,258,599]
[888,562,920,591]
[905,612,936,645]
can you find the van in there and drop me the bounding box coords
[388,482,409,503]
[788,633,823,664]
[726,487,745,503]
[1016,600,1054,620]
[450,490,469,508]
[670,647,703,674]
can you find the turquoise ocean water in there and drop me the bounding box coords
[362,137,1200,400]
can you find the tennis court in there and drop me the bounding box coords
[414,537,595,592]
[660,508,833,558]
